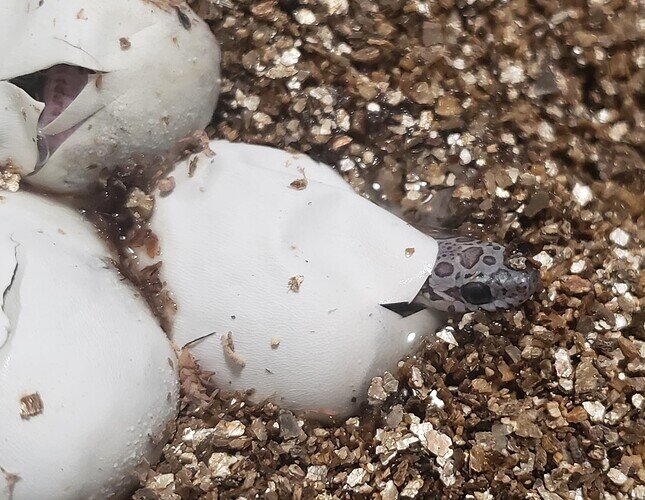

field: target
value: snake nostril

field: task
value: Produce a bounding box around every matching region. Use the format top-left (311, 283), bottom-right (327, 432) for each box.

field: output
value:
top-left (526, 267), bottom-right (543, 295)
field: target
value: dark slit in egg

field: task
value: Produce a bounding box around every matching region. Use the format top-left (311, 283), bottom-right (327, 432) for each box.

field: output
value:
top-left (10, 64), bottom-right (94, 166)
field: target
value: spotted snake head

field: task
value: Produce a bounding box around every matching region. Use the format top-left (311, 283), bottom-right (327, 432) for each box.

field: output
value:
top-left (419, 236), bottom-right (541, 313)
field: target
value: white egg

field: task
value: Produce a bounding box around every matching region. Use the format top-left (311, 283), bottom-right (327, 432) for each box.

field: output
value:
top-left (0, 0), bottom-right (220, 194)
top-left (0, 192), bottom-right (179, 499)
top-left (141, 141), bottom-right (442, 417)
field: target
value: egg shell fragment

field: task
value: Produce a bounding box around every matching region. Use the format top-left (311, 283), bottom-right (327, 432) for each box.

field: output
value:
top-left (0, 192), bottom-right (179, 500)
top-left (0, 82), bottom-right (43, 173)
top-left (143, 141), bottom-right (442, 417)
top-left (0, 0), bottom-right (220, 193)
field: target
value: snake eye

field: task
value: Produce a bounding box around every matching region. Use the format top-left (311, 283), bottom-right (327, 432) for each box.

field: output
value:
top-left (460, 282), bottom-right (493, 305)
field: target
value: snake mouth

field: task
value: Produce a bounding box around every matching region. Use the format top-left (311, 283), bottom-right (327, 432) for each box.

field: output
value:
top-left (10, 64), bottom-right (93, 169)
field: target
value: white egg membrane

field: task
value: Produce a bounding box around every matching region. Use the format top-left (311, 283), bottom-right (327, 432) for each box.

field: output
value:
top-left (0, 192), bottom-right (178, 500)
top-left (144, 141), bottom-right (443, 417)
top-left (0, 0), bottom-right (220, 193)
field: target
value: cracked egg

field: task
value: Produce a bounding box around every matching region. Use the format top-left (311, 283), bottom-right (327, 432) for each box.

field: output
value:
top-left (136, 141), bottom-right (442, 418)
top-left (0, 192), bottom-right (179, 499)
top-left (0, 0), bottom-right (220, 194)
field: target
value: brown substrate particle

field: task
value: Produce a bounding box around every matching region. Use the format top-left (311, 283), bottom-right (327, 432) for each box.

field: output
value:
top-left (133, 0), bottom-right (644, 498)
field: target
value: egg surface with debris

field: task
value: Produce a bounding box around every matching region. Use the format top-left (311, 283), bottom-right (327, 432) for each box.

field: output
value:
top-left (139, 141), bottom-right (443, 417)
top-left (0, 82), bottom-right (43, 175)
top-left (0, 0), bottom-right (220, 194)
top-left (0, 192), bottom-right (178, 499)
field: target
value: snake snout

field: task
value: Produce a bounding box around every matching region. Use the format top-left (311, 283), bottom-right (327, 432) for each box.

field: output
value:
top-left (525, 264), bottom-right (543, 299)
top-left (510, 263), bottom-right (542, 306)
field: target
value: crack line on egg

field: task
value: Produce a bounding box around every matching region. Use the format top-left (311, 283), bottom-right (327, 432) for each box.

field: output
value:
top-left (0, 465), bottom-right (20, 500)
top-left (51, 37), bottom-right (102, 67)
top-left (1, 237), bottom-right (22, 351)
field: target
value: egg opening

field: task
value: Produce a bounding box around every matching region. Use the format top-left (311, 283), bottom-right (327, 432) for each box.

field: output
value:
top-left (11, 64), bottom-right (93, 167)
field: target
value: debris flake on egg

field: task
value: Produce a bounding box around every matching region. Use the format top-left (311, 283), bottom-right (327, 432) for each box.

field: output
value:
top-left (0, 0), bottom-right (220, 194)
top-left (0, 192), bottom-right (179, 499)
top-left (142, 141), bottom-right (443, 417)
